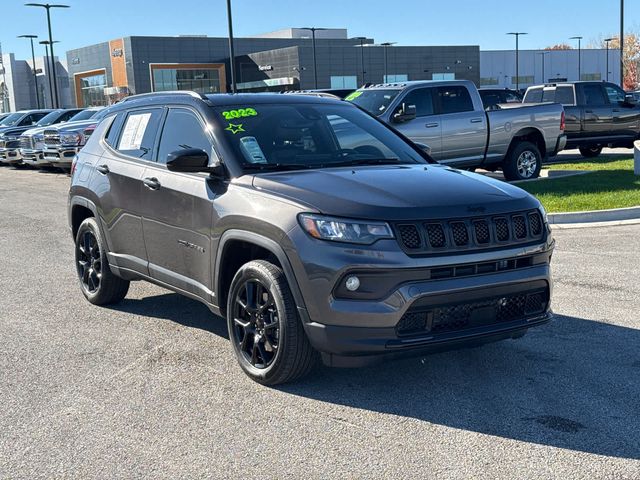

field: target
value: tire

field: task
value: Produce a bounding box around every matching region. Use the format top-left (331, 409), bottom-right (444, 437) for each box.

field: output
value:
top-left (227, 260), bottom-right (317, 385)
top-left (75, 217), bottom-right (129, 305)
top-left (503, 141), bottom-right (542, 181)
top-left (578, 146), bottom-right (603, 158)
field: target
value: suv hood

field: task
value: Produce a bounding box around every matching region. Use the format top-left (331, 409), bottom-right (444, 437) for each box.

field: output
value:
top-left (0, 125), bottom-right (33, 137)
top-left (48, 119), bottom-right (96, 133)
top-left (252, 164), bottom-right (539, 220)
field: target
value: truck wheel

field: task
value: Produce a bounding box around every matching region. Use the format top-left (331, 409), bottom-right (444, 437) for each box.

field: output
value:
top-left (579, 146), bottom-right (603, 158)
top-left (503, 141), bottom-right (542, 181)
top-left (227, 260), bottom-right (317, 385)
top-left (75, 217), bottom-right (129, 305)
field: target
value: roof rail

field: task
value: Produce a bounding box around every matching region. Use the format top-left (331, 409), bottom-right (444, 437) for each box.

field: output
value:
top-left (120, 90), bottom-right (208, 102)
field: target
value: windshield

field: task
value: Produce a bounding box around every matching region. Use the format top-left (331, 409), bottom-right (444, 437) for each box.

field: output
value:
top-left (214, 103), bottom-right (426, 172)
top-left (35, 110), bottom-right (64, 127)
top-left (69, 109), bottom-right (99, 122)
top-left (0, 112), bottom-right (24, 126)
top-left (346, 89), bottom-right (401, 116)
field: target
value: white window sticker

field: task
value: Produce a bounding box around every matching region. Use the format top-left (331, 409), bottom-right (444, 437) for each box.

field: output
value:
top-left (118, 113), bottom-right (152, 150)
top-left (239, 136), bottom-right (267, 164)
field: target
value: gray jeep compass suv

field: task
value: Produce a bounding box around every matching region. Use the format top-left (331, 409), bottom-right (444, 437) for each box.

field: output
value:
top-left (68, 91), bottom-right (554, 385)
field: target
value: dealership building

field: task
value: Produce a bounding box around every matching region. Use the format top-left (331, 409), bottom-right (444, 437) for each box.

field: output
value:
top-left (64, 28), bottom-right (479, 107)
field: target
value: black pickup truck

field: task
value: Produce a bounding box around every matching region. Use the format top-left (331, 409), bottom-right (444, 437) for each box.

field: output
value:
top-left (523, 81), bottom-right (640, 157)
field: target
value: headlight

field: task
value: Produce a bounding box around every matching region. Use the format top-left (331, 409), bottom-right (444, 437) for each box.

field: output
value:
top-left (538, 204), bottom-right (548, 224)
top-left (60, 132), bottom-right (81, 145)
top-left (299, 213), bottom-right (394, 245)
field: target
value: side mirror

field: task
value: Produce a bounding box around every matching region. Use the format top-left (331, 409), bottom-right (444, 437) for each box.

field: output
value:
top-left (414, 142), bottom-right (432, 156)
top-left (624, 94), bottom-right (637, 106)
top-left (166, 148), bottom-right (211, 173)
top-left (392, 103), bottom-right (417, 123)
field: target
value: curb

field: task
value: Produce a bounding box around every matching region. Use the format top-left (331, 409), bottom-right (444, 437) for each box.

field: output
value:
top-left (548, 205), bottom-right (640, 225)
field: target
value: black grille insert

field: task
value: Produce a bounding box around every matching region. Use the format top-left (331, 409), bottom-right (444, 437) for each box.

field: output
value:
top-left (474, 220), bottom-right (491, 244)
top-left (450, 222), bottom-right (469, 246)
top-left (529, 212), bottom-right (543, 236)
top-left (425, 223), bottom-right (446, 248)
top-left (495, 217), bottom-right (509, 241)
top-left (513, 215), bottom-right (527, 239)
top-left (398, 225), bottom-right (421, 249)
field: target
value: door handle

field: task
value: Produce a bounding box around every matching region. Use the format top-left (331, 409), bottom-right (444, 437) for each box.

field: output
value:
top-left (425, 122), bottom-right (439, 128)
top-left (96, 164), bottom-right (109, 175)
top-left (613, 109), bottom-right (621, 112)
top-left (142, 177), bottom-right (161, 190)
top-left (470, 118), bottom-right (484, 123)
top-left (585, 109), bottom-right (594, 113)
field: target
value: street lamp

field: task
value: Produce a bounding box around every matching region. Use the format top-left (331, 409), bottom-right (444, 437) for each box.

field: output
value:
top-left (604, 37), bottom-right (614, 82)
top-left (620, 0), bottom-right (625, 88)
top-left (537, 51), bottom-right (550, 83)
top-left (380, 42), bottom-right (397, 82)
top-left (352, 37), bottom-right (367, 86)
top-left (292, 66), bottom-right (305, 88)
top-left (39, 40), bottom-right (58, 109)
top-left (225, 0), bottom-right (236, 93)
top-left (507, 32), bottom-right (527, 91)
top-left (25, 3), bottom-right (69, 108)
top-left (570, 36), bottom-right (583, 80)
top-left (299, 27), bottom-right (327, 89)
top-left (18, 35), bottom-right (40, 109)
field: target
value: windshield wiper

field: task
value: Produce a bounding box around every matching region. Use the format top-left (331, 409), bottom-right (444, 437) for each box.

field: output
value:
top-left (243, 163), bottom-right (313, 172)
top-left (330, 158), bottom-right (405, 167)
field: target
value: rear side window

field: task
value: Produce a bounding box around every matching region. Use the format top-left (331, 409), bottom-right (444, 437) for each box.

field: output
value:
top-left (437, 86), bottom-right (474, 114)
top-left (157, 109), bottom-right (212, 165)
top-left (554, 86), bottom-right (575, 105)
top-left (116, 108), bottom-right (163, 160)
top-left (582, 85), bottom-right (607, 106)
top-left (105, 113), bottom-right (126, 147)
top-left (524, 88), bottom-right (543, 103)
top-left (401, 88), bottom-right (435, 117)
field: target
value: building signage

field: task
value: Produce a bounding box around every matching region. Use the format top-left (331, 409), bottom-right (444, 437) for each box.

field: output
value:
top-left (71, 57), bottom-right (80, 65)
top-left (111, 48), bottom-right (124, 57)
top-left (258, 65), bottom-right (273, 71)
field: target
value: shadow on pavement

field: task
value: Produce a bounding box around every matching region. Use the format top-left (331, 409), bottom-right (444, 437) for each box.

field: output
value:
top-left (279, 314), bottom-right (640, 460)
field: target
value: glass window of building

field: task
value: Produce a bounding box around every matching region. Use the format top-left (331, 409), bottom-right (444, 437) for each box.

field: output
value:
top-left (432, 73), bottom-right (455, 81)
top-left (383, 74), bottom-right (408, 83)
top-left (330, 76), bottom-right (358, 89)
top-left (152, 66), bottom-right (222, 94)
top-left (79, 72), bottom-right (108, 107)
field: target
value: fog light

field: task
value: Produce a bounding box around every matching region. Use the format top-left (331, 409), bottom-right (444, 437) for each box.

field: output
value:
top-left (345, 276), bottom-right (360, 292)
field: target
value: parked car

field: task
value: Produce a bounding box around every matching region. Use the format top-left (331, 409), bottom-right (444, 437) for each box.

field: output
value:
top-left (284, 88), bottom-right (356, 99)
top-left (69, 91), bottom-right (554, 385)
top-left (42, 107), bottom-right (112, 171)
top-left (347, 80), bottom-right (566, 180)
top-left (523, 81), bottom-right (640, 157)
top-left (0, 109), bottom-right (84, 166)
top-left (0, 109), bottom-right (53, 163)
top-left (0, 113), bottom-right (12, 123)
top-left (21, 108), bottom-right (103, 168)
top-left (479, 88), bottom-right (523, 110)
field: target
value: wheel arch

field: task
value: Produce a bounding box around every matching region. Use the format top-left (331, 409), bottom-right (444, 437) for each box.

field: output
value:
top-left (214, 230), bottom-right (308, 320)
top-left (507, 127), bottom-right (546, 159)
top-left (69, 196), bottom-right (98, 238)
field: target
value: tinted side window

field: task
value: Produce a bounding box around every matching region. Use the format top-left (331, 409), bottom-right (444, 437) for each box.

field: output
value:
top-left (157, 109), bottom-right (212, 165)
top-left (401, 88), bottom-right (434, 116)
top-left (524, 88), bottom-right (543, 103)
top-left (554, 86), bottom-right (575, 105)
top-left (59, 110), bottom-right (80, 122)
top-left (21, 113), bottom-right (46, 126)
top-left (582, 85), bottom-right (607, 106)
top-left (605, 84), bottom-right (625, 104)
top-left (437, 86), bottom-right (474, 114)
top-left (116, 108), bottom-right (163, 160)
top-left (105, 113), bottom-right (126, 147)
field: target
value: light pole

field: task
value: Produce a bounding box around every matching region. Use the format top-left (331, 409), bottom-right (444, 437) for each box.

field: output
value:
top-left (299, 27), bottom-right (327, 89)
top-left (39, 40), bottom-right (56, 109)
top-left (620, 0), bottom-right (625, 88)
top-left (352, 37), bottom-right (367, 86)
top-left (570, 36), bottom-right (583, 80)
top-left (225, 0), bottom-right (236, 93)
top-left (292, 66), bottom-right (305, 88)
top-left (604, 37), bottom-right (614, 82)
top-left (537, 51), bottom-right (549, 83)
top-left (380, 42), bottom-right (396, 82)
top-left (18, 35), bottom-right (40, 109)
top-left (25, 3), bottom-right (69, 108)
top-left (507, 32), bottom-right (527, 91)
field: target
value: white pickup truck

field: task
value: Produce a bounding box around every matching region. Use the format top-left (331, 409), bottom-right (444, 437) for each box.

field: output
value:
top-left (347, 80), bottom-right (567, 180)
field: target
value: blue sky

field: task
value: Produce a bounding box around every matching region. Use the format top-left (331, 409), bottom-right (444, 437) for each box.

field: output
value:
top-left (1, 0), bottom-right (637, 61)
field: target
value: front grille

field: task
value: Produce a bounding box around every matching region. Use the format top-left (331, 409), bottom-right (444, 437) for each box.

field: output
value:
top-left (396, 289), bottom-right (548, 337)
top-left (44, 130), bottom-right (60, 146)
top-left (394, 209), bottom-right (545, 254)
top-left (398, 225), bottom-right (421, 249)
top-left (19, 135), bottom-right (33, 149)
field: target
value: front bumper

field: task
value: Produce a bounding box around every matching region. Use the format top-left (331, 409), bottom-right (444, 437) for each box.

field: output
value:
top-left (20, 148), bottom-right (49, 166)
top-left (0, 147), bottom-right (22, 164)
top-left (44, 145), bottom-right (80, 166)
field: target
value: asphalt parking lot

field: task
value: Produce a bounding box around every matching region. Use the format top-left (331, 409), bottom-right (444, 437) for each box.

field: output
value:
top-left (1, 165), bottom-right (639, 479)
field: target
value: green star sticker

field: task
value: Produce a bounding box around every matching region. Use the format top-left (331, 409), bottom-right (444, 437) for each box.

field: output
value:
top-left (225, 123), bottom-right (245, 134)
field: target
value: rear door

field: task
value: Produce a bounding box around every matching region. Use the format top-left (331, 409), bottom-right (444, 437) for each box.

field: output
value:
top-left (391, 87), bottom-right (442, 157)
top-left (98, 108), bottom-right (164, 275)
top-left (139, 107), bottom-right (216, 303)
top-left (577, 83), bottom-right (612, 139)
top-left (436, 85), bottom-right (487, 165)
top-left (604, 83), bottom-right (640, 140)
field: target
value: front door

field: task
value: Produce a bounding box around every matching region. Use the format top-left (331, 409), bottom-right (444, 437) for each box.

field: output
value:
top-left (604, 83), bottom-right (640, 141)
top-left (579, 83), bottom-right (612, 139)
top-left (140, 107), bottom-right (216, 303)
top-left (392, 87), bottom-right (442, 158)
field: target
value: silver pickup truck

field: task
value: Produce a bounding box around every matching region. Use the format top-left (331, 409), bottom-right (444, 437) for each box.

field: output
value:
top-left (347, 80), bottom-right (566, 180)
